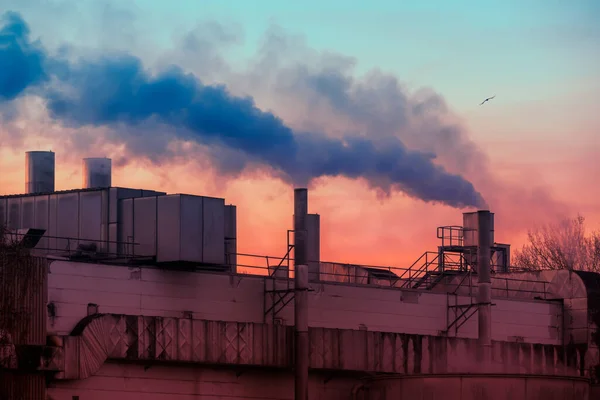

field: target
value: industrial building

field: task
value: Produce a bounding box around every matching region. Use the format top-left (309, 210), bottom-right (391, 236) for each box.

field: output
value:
top-left (0, 150), bottom-right (599, 399)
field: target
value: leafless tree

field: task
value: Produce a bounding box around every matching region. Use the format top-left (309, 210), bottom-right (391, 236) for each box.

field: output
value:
top-left (514, 215), bottom-right (600, 272)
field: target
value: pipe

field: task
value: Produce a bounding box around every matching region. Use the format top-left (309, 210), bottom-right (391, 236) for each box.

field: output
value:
top-left (476, 210), bottom-right (492, 361)
top-left (306, 214), bottom-right (320, 281)
top-left (294, 264), bottom-right (309, 400)
top-left (294, 188), bottom-right (309, 400)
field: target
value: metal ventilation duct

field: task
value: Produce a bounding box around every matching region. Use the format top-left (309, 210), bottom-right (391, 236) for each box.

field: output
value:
top-left (82, 158), bottom-right (112, 188)
top-left (25, 151), bottom-right (55, 194)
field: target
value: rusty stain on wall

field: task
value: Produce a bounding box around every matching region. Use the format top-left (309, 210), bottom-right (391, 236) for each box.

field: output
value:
top-left (47, 314), bottom-right (587, 382)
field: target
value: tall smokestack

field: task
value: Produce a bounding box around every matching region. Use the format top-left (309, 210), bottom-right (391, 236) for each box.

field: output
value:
top-left (82, 158), bottom-right (112, 188)
top-left (293, 188), bottom-right (309, 400)
top-left (25, 151), bottom-right (55, 194)
top-left (477, 210), bottom-right (492, 362)
top-left (294, 188), bottom-right (308, 266)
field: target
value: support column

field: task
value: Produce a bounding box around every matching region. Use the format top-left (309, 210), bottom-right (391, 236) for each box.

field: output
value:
top-left (477, 210), bottom-right (492, 362)
top-left (294, 264), bottom-right (309, 400)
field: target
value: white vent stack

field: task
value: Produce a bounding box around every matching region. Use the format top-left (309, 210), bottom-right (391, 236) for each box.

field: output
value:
top-left (25, 151), bottom-right (56, 194)
top-left (82, 158), bottom-right (112, 188)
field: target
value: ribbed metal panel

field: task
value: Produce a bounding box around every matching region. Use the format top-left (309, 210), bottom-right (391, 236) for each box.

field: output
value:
top-left (0, 256), bottom-right (47, 345)
top-left (0, 253), bottom-right (47, 400)
top-left (0, 373), bottom-right (45, 400)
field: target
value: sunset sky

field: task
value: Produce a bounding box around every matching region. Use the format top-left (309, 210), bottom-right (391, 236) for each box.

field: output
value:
top-left (0, 0), bottom-right (598, 269)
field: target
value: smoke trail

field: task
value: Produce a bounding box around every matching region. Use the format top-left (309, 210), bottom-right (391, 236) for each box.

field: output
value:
top-left (0, 12), bottom-right (46, 101)
top-left (0, 12), bottom-right (486, 208)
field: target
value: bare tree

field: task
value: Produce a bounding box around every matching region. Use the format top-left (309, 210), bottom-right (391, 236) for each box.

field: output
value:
top-left (514, 215), bottom-right (600, 272)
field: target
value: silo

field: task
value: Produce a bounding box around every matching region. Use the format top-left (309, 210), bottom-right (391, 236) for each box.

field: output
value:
top-left (25, 151), bottom-right (56, 194)
top-left (82, 158), bottom-right (112, 188)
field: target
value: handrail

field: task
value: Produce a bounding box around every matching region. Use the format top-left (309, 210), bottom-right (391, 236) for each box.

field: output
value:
top-left (399, 252), bottom-right (439, 289)
top-left (229, 252), bottom-right (550, 298)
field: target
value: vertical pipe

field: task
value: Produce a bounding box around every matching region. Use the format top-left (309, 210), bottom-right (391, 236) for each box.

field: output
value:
top-left (477, 210), bottom-right (492, 360)
top-left (306, 214), bottom-right (320, 281)
top-left (293, 188), bottom-right (308, 400)
top-left (224, 205), bottom-right (237, 273)
top-left (295, 264), bottom-right (309, 400)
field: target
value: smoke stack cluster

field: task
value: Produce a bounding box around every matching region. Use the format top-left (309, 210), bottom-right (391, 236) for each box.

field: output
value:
top-left (24, 152), bottom-right (113, 193)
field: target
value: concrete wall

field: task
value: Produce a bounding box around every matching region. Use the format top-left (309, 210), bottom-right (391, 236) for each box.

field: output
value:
top-left (48, 363), bottom-right (358, 400)
top-left (47, 261), bottom-right (562, 345)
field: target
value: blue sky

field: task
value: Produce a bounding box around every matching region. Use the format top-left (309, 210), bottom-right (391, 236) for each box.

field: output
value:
top-left (7, 0), bottom-right (598, 113)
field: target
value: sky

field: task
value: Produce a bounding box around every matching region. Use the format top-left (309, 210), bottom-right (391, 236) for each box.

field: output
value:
top-left (0, 0), bottom-right (598, 269)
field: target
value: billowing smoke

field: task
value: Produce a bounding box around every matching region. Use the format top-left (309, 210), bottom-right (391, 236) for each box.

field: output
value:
top-left (0, 12), bottom-right (486, 208)
top-left (0, 11), bottom-right (46, 101)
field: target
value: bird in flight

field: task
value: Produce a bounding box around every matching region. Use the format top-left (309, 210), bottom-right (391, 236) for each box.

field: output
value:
top-left (480, 95), bottom-right (496, 105)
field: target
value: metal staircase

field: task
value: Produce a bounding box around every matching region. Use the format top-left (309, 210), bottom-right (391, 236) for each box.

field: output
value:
top-left (398, 223), bottom-right (499, 336)
top-left (262, 230), bottom-right (294, 323)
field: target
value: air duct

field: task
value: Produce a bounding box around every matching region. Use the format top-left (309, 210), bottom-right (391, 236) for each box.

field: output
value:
top-left (25, 151), bottom-right (55, 194)
top-left (82, 158), bottom-right (112, 188)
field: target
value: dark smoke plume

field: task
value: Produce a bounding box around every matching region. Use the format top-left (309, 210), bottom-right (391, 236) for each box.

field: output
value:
top-left (0, 12), bottom-right (46, 101)
top-left (0, 12), bottom-right (486, 208)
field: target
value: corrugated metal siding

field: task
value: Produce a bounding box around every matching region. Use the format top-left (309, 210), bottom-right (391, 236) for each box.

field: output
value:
top-left (0, 372), bottom-right (45, 400)
top-left (1, 255), bottom-right (47, 344)
top-left (0, 253), bottom-right (47, 400)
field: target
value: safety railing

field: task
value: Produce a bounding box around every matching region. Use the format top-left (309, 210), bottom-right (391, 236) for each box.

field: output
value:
top-left (1, 231), bottom-right (144, 261)
top-left (229, 252), bottom-right (550, 299)
top-left (436, 225), bottom-right (465, 247)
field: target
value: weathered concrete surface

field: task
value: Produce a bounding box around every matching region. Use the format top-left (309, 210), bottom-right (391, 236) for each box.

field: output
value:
top-left (48, 362), bottom-right (361, 400)
top-left (360, 374), bottom-right (590, 400)
top-left (48, 314), bottom-right (585, 381)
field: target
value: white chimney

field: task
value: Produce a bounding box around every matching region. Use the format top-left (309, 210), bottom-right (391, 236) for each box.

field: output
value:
top-left (25, 151), bottom-right (55, 194)
top-left (82, 158), bottom-right (112, 188)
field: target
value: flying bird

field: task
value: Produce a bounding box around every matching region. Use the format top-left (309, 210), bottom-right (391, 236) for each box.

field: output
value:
top-left (480, 95), bottom-right (496, 105)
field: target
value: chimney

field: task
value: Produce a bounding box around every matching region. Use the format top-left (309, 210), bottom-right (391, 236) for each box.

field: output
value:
top-left (294, 188), bottom-right (308, 268)
top-left (82, 158), bottom-right (112, 188)
top-left (476, 210), bottom-right (493, 363)
top-left (25, 151), bottom-right (55, 194)
top-left (293, 187), bottom-right (310, 400)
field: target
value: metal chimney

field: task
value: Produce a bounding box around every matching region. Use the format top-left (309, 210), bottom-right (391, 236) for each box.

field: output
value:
top-left (476, 210), bottom-right (492, 363)
top-left (294, 188), bottom-right (308, 266)
top-left (25, 151), bottom-right (55, 194)
top-left (293, 188), bottom-right (309, 400)
top-left (82, 158), bottom-right (112, 188)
